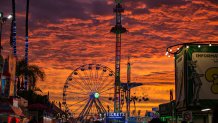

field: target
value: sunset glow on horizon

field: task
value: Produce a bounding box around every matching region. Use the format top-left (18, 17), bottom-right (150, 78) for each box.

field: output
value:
top-left (1, 0), bottom-right (218, 115)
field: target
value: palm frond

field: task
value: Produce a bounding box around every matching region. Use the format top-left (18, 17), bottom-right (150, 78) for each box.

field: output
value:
top-left (16, 58), bottom-right (46, 89)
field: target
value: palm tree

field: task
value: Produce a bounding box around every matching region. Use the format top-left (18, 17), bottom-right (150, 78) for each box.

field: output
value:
top-left (16, 59), bottom-right (45, 90)
top-left (24, 0), bottom-right (30, 90)
top-left (11, 0), bottom-right (17, 56)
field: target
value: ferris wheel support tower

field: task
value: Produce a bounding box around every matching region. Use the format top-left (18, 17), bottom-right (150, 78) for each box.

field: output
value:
top-left (110, 0), bottom-right (127, 112)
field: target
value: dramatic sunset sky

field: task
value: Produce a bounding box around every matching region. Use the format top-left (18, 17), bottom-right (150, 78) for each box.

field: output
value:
top-left (1, 0), bottom-right (218, 115)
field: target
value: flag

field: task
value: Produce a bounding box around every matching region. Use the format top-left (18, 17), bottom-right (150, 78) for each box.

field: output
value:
top-left (9, 53), bottom-right (16, 96)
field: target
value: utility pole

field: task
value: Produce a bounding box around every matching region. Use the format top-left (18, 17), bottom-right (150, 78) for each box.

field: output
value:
top-left (111, 0), bottom-right (127, 113)
top-left (126, 56), bottom-right (131, 117)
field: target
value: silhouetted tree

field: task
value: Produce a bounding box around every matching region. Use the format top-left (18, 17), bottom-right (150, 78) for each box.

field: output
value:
top-left (16, 59), bottom-right (45, 90)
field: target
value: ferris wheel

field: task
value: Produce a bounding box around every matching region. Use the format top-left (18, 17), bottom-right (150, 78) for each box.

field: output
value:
top-left (62, 64), bottom-right (114, 122)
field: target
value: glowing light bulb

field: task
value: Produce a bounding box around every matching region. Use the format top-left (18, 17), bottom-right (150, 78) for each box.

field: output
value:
top-left (198, 45), bottom-right (201, 48)
top-left (186, 46), bottom-right (189, 48)
top-left (94, 92), bottom-right (100, 98)
top-left (7, 14), bottom-right (13, 19)
top-left (165, 52), bottom-right (168, 56)
top-left (209, 43), bottom-right (212, 46)
top-left (177, 48), bottom-right (179, 50)
top-left (170, 49), bottom-right (172, 52)
top-left (201, 108), bottom-right (211, 112)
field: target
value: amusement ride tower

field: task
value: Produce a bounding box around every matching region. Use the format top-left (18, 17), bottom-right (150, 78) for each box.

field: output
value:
top-left (110, 0), bottom-right (127, 112)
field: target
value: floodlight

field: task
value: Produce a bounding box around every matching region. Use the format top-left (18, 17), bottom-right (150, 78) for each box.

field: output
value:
top-left (201, 108), bottom-right (211, 112)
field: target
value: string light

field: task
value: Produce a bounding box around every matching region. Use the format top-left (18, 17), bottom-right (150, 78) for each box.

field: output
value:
top-left (165, 41), bottom-right (218, 58)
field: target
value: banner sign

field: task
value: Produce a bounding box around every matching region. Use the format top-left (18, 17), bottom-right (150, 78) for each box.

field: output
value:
top-left (175, 44), bottom-right (218, 109)
top-left (187, 45), bottom-right (218, 106)
top-left (9, 53), bottom-right (16, 96)
top-left (105, 112), bottom-right (125, 123)
top-left (192, 53), bottom-right (218, 98)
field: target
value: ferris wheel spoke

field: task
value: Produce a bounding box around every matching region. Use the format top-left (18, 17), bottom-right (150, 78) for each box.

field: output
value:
top-left (72, 102), bottom-right (88, 115)
top-left (99, 87), bottom-right (114, 95)
top-left (90, 68), bottom-right (98, 92)
top-left (75, 74), bottom-right (91, 91)
top-left (69, 77), bottom-right (88, 91)
top-left (100, 92), bottom-right (114, 96)
top-left (100, 95), bottom-right (113, 98)
top-left (96, 69), bottom-right (106, 90)
top-left (83, 70), bottom-right (94, 92)
top-left (98, 79), bottom-right (114, 93)
top-left (78, 72), bottom-right (91, 90)
top-left (68, 98), bottom-right (89, 107)
top-left (72, 75), bottom-right (91, 92)
top-left (97, 75), bottom-right (111, 91)
top-left (67, 82), bottom-right (87, 93)
top-left (94, 67), bottom-right (99, 92)
top-left (89, 69), bottom-right (96, 92)
top-left (77, 71), bottom-right (93, 92)
top-left (65, 91), bottom-right (88, 96)
top-left (67, 97), bottom-right (88, 102)
top-left (67, 82), bottom-right (86, 91)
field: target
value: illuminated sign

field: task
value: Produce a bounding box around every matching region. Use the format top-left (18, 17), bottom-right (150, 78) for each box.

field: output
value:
top-left (105, 112), bottom-right (125, 118)
top-left (105, 112), bottom-right (125, 123)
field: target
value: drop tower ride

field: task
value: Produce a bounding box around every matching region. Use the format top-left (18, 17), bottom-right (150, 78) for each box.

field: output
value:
top-left (110, 0), bottom-right (127, 113)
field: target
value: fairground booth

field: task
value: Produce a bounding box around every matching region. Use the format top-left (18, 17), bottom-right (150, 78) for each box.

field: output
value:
top-left (160, 42), bottom-right (218, 123)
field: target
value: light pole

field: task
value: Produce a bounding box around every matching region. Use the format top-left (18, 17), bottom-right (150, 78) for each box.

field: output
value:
top-left (0, 12), bottom-right (12, 54)
top-left (0, 12), bottom-right (12, 72)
